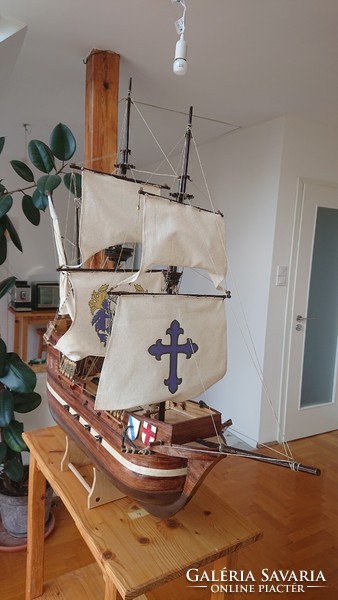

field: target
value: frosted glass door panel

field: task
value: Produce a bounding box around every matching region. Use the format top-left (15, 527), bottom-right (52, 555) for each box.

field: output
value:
top-left (300, 207), bottom-right (338, 408)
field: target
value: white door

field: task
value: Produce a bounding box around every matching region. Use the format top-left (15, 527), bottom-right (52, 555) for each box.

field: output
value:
top-left (284, 179), bottom-right (338, 440)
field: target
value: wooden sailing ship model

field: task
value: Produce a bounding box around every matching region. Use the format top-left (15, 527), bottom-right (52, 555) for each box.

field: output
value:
top-left (45, 87), bottom-right (320, 517)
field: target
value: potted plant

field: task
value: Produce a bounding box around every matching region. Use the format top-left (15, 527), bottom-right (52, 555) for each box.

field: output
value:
top-left (0, 329), bottom-right (49, 537)
top-left (0, 124), bottom-right (79, 537)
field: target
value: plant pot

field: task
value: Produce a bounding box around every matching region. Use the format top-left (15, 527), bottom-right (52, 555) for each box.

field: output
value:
top-left (0, 486), bottom-right (53, 538)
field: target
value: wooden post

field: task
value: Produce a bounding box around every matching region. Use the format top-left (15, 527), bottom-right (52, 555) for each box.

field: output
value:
top-left (84, 49), bottom-right (120, 267)
top-left (25, 455), bottom-right (47, 600)
top-left (85, 49), bottom-right (120, 173)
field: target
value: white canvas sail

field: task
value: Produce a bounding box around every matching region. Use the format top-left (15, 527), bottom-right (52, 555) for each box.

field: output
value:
top-left (140, 194), bottom-right (227, 289)
top-left (117, 194), bottom-right (227, 290)
top-left (48, 196), bottom-right (67, 267)
top-left (58, 271), bottom-right (75, 319)
top-left (55, 271), bottom-right (164, 361)
top-left (95, 294), bottom-right (227, 410)
top-left (79, 170), bottom-right (159, 264)
top-left (48, 197), bottom-right (74, 318)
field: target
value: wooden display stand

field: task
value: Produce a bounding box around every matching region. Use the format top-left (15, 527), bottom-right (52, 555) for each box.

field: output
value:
top-left (8, 307), bottom-right (56, 362)
top-left (24, 426), bottom-right (263, 600)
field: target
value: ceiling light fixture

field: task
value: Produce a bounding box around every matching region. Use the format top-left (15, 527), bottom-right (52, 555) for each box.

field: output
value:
top-left (172, 0), bottom-right (188, 76)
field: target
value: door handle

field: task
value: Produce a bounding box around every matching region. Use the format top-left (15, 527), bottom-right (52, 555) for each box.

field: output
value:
top-left (296, 315), bottom-right (315, 322)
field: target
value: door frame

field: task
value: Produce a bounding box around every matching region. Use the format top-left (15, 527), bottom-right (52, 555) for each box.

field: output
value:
top-left (280, 177), bottom-right (338, 440)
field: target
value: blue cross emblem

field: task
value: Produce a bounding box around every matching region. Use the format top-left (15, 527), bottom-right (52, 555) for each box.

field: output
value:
top-left (148, 320), bottom-right (199, 394)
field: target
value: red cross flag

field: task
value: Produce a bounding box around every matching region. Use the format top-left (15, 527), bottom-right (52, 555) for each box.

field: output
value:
top-left (141, 421), bottom-right (157, 445)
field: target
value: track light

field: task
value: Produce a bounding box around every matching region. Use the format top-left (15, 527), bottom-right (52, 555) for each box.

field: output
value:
top-left (172, 0), bottom-right (188, 76)
top-left (173, 34), bottom-right (187, 75)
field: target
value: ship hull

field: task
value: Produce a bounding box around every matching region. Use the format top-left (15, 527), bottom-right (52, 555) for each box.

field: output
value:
top-left (46, 344), bottom-right (225, 517)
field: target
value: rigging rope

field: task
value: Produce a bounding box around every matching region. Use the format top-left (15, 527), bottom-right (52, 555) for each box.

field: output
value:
top-left (50, 93), bottom-right (295, 464)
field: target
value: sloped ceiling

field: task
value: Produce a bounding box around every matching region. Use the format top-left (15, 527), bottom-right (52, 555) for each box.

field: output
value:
top-left (1, 0), bottom-right (338, 166)
top-left (0, 16), bottom-right (27, 101)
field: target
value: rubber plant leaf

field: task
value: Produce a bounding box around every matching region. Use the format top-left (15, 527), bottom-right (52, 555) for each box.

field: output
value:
top-left (0, 352), bottom-right (36, 393)
top-left (37, 174), bottom-right (61, 194)
top-left (22, 194), bottom-right (40, 226)
top-left (10, 160), bottom-right (35, 182)
top-left (0, 136), bottom-right (5, 155)
top-left (50, 123), bottom-right (76, 161)
top-left (28, 139), bottom-right (55, 173)
top-left (12, 391), bottom-right (42, 413)
top-left (0, 193), bottom-right (13, 218)
top-left (0, 441), bottom-right (7, 463)
top-left (0, 217), bottom-right (6, 238)
top-left (4, 456), bottom-right (25, 482)
top-left (0, 276), bottom-right (16, 299)
top-left (64, 172), bottom-right (82, 197)
top-left (3, 420), bottom-right (27, 453)
top-left (32, 187), bottom-right (48, 211)
top-left (4, 215), bottom-right (23, 252)
top-left (0, 388), bottom-right (14, 427)
top-left (0, 234), bottom-right (7, 265)
top-left (0, 337), bottom-right (7, 376)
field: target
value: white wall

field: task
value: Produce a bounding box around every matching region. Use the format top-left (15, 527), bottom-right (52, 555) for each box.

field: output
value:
top-left (260, 117), bottom-right (338, 442)
top-left (194, 115), bottom-right (338, 446)
top-left (185, 118), bottom-right (285, 445)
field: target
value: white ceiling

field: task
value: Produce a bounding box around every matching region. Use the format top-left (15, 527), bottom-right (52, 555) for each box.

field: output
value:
top-left (1, 0), bottom-right (338, 166)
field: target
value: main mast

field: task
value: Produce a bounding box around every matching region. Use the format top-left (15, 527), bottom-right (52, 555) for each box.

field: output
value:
top-left (115, 78), bottom-right (134, 176)
top-left (105, 78), bottom-right (135, 267)
top-left (159, 107), bottom-right (194, 422)
top-left (165, 106), bottom-right (194, 295)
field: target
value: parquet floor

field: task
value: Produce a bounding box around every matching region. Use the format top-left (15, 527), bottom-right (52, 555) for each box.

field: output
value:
top-left (1, 430), bottom-right (337, 599)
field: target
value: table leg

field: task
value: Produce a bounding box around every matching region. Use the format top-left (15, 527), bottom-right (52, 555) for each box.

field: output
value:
top-left (21, 318), bottom-right (28, 362)
top-left (13, 315), bottom-right (20, 355)
top-left (25, 454), bottom-right (47, 600)
top-left (210, 553), bottom-right (239, 599)
top-left (103, 573), bottom-right (123, 600)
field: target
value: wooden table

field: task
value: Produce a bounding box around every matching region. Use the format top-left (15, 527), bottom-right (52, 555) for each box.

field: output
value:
top-left (24, 426), bottom-right (263, 600)
top-left (8, 307), bottom-right (55, 362)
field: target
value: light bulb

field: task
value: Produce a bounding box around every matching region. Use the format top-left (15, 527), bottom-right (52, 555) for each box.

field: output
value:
top-left (173, 35), bottom-right (187, 75)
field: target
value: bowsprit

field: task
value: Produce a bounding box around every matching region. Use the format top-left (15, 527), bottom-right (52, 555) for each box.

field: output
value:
top-left (148, 319), bottom-right (199, 394)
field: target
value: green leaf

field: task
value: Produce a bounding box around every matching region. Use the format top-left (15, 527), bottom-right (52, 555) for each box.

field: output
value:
top-left (12, 391), bottom-right (41, 413)
top-left (0, 337), bottom-right (7, 376)
top-left (10, 160), bottom-right (35, 182)
top-left (32, 188), bottom-right (48, 211)
top-left (0, 441), bottom-right (7, 463)
top-left (4, 457), bottom-right (25, 482)
top-left (0, 234), bottom-right (7, 265)
top-left (4, 215), bottom-right (23, 252)
top-left (0, 388), bottom-right (14, 426)
top-left (28, 140), bottom-right (55, 173)
top-left (0, 217), bottom-right (6, 237)
top-left (22, 194), bottom-right (40, 226)
top-left (37, 174), bottom-right (61, 194)
top-left (50, 123), bottom-right (76, 161)
top-left (0, 137), bottom-right (5, 154)
top-left (64, 172), bottom-right (82, 197)
top-left (3, 420), bottom-right (27, 453)
top-left (0, 353), bottom-right (36, 393)
top-left (0, 276), bottom-right (16, 299)
top-left (0, 194), bottom-right (13, 218)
